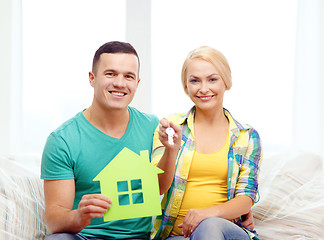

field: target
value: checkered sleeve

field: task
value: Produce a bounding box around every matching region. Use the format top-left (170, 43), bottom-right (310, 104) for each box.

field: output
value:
top-left (235, 128), bottom-right (263, 203)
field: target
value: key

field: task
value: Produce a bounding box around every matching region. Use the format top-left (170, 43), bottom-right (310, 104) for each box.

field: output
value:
top-left (166, 127), bottom-right (175, 145)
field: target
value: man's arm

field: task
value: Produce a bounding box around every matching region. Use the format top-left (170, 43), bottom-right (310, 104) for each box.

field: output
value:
top-left (44, 179), bottom-right (111, 234)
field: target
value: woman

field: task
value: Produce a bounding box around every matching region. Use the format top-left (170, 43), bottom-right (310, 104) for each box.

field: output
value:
top-left (152, 46), bottom-right (262, 240)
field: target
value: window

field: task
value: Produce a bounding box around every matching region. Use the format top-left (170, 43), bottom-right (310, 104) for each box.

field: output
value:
top-left (151, 0), bottom-right (297, 152)
top-left (22, 0), bottom-right (126, 153)
top-left (117, 179), bottom-right (144, 206)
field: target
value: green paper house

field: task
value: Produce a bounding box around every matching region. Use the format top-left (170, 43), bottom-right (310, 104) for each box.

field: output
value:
top-left (93, 147), bottom-right (164, 221)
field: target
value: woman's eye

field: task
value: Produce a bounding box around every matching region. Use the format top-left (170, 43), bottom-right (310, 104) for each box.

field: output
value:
top-left (189, 79), bottom-right (199, 83)
top-left (210, 78), bottom-right (218, 82)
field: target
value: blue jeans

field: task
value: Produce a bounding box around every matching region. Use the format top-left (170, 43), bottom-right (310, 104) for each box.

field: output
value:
top-left (45, 234), bottom-right (94, 240)
top-left (45, 233), bottom-right (147, 240)
top-left (164, 217), bottom-right (250, 240)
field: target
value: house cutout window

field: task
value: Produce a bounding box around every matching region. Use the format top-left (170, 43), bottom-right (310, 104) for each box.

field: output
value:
top-left (117, 179), bottom-right (144, 206)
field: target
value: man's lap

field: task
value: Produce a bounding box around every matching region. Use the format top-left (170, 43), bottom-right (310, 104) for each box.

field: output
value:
top-left (45, 233), bottom-right (146, 240)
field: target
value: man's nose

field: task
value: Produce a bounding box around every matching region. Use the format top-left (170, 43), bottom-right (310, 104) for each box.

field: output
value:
top-left (113, 75), bottom-right (126, 87)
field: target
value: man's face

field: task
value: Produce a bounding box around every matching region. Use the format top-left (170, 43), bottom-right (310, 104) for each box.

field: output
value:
top-left (89, 53), bottom-right (140, 112)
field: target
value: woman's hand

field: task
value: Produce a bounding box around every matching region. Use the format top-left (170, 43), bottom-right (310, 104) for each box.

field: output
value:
top-left (178, 196), bottom-right (253, 238)
top-left (241, 210), bottom-right (255, 230)
top-left (178, 208), bottom-right (211, 238)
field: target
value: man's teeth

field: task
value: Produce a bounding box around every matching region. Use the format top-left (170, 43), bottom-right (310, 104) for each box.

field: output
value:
top-left (111, 92), bottom-right (124, 96)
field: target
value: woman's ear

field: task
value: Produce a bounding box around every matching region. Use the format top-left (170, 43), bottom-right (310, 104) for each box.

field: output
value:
top-left (184, 85), bottom-right (189, 95)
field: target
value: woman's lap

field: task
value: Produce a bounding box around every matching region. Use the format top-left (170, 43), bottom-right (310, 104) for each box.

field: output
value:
top-left (164, 217), bottom-right (250, 240)
top-left (164, 236), bottom-right (187, 240)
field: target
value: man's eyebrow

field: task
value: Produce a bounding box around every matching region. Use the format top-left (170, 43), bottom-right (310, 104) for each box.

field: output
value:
top-left (103, 69), bottom-right (117, 73)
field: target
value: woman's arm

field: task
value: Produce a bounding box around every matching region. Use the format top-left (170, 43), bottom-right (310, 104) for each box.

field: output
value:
top-left (180, 128), bottom-right (262, 237)
top-left (179, 195), bottom-right (253, 238)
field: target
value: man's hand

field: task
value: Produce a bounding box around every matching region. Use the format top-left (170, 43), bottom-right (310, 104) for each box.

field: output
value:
top-left (44, 179), bottom-right (111, 234)
top-left (158, 119), bottom-right (182, 150)
top-left (75, 194), bottom-right (112, 228)
top-left (156, 118), bottom-right (182, 194)
top-left (241, 210), bottom-right (255, 230)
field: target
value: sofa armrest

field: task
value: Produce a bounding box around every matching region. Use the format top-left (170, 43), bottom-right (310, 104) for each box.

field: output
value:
top-left (0, 159), bottom-right (47, 239)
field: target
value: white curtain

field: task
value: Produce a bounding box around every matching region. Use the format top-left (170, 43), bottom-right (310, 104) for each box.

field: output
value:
top-left (293, 0), bottom-right (324, 156)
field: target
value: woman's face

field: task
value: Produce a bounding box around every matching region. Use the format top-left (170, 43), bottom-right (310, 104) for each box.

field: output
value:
top-left (185, 59), bottom-right (226, 112)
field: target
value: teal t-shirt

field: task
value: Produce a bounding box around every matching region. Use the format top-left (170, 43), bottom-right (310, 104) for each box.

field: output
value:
top-left (41, 107), bottom-right (159, 239)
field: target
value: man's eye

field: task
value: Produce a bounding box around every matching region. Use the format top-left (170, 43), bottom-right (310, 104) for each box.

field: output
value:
top-left (126, 75), bottom-right (135, 80)
top-left (106, 72), bottom-right (115, 77)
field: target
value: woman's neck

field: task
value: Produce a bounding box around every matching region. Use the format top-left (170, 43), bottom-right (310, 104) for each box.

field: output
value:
top-left (193, 106), bottom-right (229, 153)
top-left (194, 107), bottom-right (227, 126)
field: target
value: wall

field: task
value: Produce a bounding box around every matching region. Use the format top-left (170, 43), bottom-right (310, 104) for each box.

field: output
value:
top-left (0, 0), bottom-right (323, 157)
top-left (0, 0), bottom-right (22, 154)
top-left (293, 0), bottom-right (324, 156)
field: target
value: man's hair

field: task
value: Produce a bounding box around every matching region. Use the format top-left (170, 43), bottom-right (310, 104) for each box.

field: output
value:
top-left (92, 41), bottom-right (140, 73)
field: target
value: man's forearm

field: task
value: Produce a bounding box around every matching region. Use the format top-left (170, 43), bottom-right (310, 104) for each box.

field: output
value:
top-left (157, 147), bottom-right (178, 194)
top-left (44, 206), bottom-right (83, 234)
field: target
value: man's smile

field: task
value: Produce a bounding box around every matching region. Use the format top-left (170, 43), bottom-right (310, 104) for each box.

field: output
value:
top-left (109, 91), bottom-right (127, 96)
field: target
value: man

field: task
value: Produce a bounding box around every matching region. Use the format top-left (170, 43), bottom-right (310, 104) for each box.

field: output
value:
top-left (41, 41), bottom-right (181, 240)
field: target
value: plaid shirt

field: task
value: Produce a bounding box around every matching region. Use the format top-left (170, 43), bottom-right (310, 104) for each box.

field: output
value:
top-left (151, 107), bottom-right (262, 240)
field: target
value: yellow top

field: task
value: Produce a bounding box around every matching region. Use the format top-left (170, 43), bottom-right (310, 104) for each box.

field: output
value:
top-left (171, 133), bottom-right (230, 236)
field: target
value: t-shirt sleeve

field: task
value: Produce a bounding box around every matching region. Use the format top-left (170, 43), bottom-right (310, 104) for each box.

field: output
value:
top-left (41, 132), bottom-right (75, 180)
top-left (149, 114), bottom-right (160, 163)
top-left (150, 114), bottom-right (160, 132)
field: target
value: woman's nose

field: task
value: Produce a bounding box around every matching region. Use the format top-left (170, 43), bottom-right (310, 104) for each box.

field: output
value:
top-left (199, 81), bottom-right (209, 93)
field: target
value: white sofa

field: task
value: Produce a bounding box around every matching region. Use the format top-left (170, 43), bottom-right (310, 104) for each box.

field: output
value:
top-left (0, 154), bottom-right (47, 239)
top-left (253, 152), bottom-right (324, 239)
top-left (1, 152), bottom-right (324, 240)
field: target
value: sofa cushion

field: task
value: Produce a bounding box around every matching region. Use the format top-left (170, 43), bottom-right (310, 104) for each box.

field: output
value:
top-left (253, 152), bottom-right (324, 239)
top-left (0, 156), bottom-right (47, 239)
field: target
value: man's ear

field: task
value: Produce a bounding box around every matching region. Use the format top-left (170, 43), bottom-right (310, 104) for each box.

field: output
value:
top-left (136, 78), bottom-right (141, 87)
top-left (89, 72), bottom-right (95, 87)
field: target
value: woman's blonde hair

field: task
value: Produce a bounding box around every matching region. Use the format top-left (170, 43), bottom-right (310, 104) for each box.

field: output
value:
top-left (181, 46), bottom-right (232, 92)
